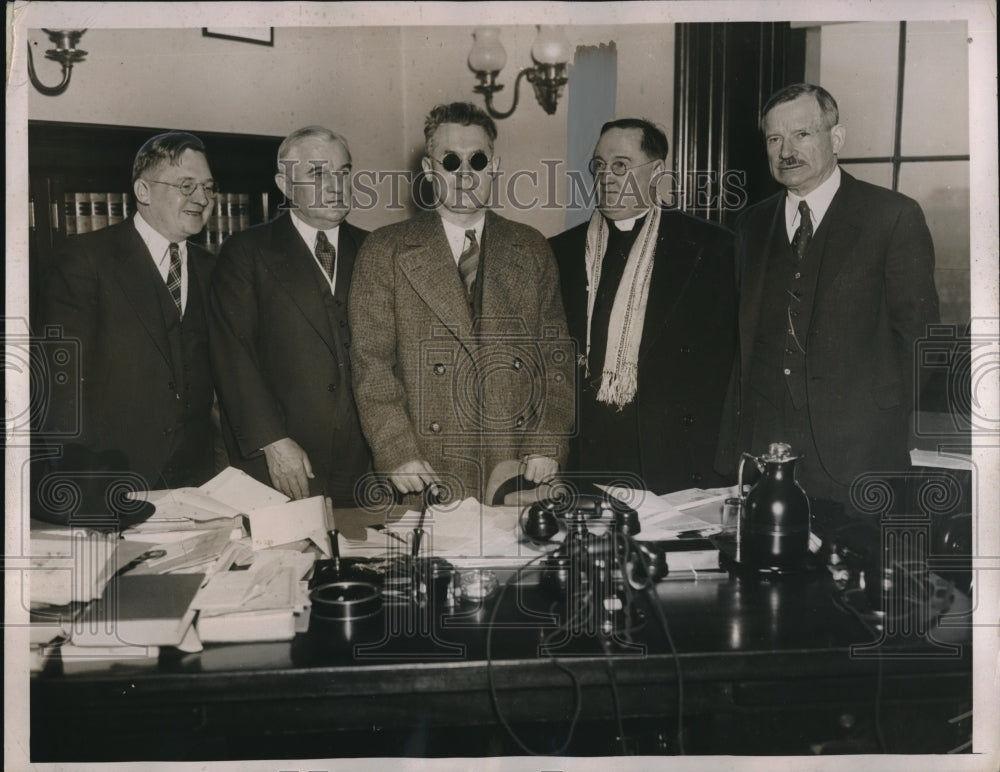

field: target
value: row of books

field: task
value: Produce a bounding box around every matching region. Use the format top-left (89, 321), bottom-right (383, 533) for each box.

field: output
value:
top-left (55, 191), bottom-right (262, 247)
top-left (61, 192), bottom-right (134, 235)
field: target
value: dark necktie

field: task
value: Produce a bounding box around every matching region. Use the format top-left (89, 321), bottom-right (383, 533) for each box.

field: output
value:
top-left (166, 242), bottom-right (183, 315)
top-left (791, 200), bottom-right (813, 260)
top-left (315, 231), bottom-right (337, 282)
top-left (458, 229), bottom-right (479, 295)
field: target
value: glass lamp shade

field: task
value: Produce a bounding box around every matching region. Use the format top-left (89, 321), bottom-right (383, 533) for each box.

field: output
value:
top-left (531, 26), bottom-right (571, 65)
top-left (469, 28), bottom-right (507, 73)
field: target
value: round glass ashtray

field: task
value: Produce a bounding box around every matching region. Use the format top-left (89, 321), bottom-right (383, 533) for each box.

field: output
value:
top-left (309, 581), bottom-right (382, 621)
top-left (457, 569), bottom-right (499, 602)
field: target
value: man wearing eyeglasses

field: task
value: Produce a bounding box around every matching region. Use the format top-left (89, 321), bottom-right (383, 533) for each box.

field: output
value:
top-left (40, 131), bottom-right (218, 492)
top-left (550, 118), bottom-right (737, 495)
top-left (350, 102), bottom-right (574, 504)
top-left (209, 126), bottom-right (371, 504)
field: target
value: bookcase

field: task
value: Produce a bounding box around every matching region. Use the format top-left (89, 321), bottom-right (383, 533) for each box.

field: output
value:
top-left (28, 121), bottom-right (284, 315)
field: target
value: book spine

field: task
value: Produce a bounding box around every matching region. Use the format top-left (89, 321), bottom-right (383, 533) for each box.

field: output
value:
top-left (208, 192), bottom-right (224, 249)
top-left (64, 192), bottom-right (77, 236)
top-left (107, 192), bottom-right (124, 226)
top-left (74, 192), bottom-right (93, 234)
top-left (237, 193), bottom-right (250, 232)
top-left (90, 192), bottom-right (109, 231)
top-left (221, 192), bottom-right (233, 241)
top-left (122, 193), bottom-right (133, 220)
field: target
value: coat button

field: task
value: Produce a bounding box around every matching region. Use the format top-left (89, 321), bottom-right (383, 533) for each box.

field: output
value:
top-left (433, 363), bottom-right (446, 375)
top-left (429, 422), bottom-right (441, 434)
top-left (513, 357), bottom-right (523, 371)
top-left (328, 383), bottom-right (336, 392)
top-left (515, 416), bottom-right (526, 427)
top-left (784, 368), bottom-right (792, 375)
top-left (168, 381), bottom-right (176, 391)
top-left (794, 272), bottom-right (802, 279)
top-left (340, 320), bottom-right (347, 327)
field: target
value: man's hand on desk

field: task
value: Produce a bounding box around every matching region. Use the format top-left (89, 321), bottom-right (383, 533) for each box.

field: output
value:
top-left (522, 454), bottom-right (558, 484)
top-left (388, 459), bottom-right (439, 495)
top-left (262, 437), bottom-right (315, 500)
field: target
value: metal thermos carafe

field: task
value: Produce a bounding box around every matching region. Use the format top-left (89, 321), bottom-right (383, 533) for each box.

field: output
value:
top-left (742, 442), bottom-right (811, 569)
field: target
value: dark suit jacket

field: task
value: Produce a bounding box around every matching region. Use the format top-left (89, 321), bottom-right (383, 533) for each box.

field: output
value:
top-left (40, 216), bottom-right (216, 488)
top-left (550, 206), bottom-right (737, 494)
top-left (209, 212), bottom-right (371, 503)
top-left (716, 170), bottom-right (939, 486)
top-left (349, 209), bottom-right (575, 503)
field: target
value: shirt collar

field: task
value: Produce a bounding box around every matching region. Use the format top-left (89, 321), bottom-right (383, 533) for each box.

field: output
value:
top-left (606, 207), bottom-right (651, 232)
top-left (440, 214), bottom-right (485, 244)
top-left (289, 211), bottom-right (339, 253)
top-left (785, 165), bottom-right (841, 231)
top-left (134, 210), bottom-right (183, 266)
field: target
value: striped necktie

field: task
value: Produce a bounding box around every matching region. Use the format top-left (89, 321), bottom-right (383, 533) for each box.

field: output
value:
top-left (167, 242), bottom-right (183, 314)
top-left (458, 229), bottom-right (479, 295)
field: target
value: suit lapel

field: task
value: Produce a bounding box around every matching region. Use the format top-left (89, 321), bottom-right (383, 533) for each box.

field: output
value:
top-left (261, 213), bottom-right (338, 355)
top-left (637, 208), bottom-right (705, 359)
top-left (112, 219), bottom-right (173, 368)
top-left (397, 211), bottom-right (475, 345)
top-left (739, 193), bottom-right (784, 378)
top-left (811, 172), bottom-right (863, 317)
top-left (334, 222), bottom-right (363, 304)
top-left (480, 211), bottom-right (531, 327)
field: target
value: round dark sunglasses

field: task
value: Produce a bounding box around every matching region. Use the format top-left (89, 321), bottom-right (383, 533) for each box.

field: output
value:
top-left (433, 151), bottom-right (490, 173)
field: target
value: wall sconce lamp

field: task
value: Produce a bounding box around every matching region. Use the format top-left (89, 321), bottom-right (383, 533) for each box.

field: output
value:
top-left (28, 29), bottom-right (88, 96)
top-left (468, 26), bottom-right (571, 119)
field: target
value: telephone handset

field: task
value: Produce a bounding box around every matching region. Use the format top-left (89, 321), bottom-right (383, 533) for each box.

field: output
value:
top-left (520, 492), bottom-right (641, 543)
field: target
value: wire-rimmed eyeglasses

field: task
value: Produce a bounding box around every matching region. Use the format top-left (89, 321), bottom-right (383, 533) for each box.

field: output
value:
top-left (147, 179), bottom-right (219, 199)
top-left (588, 157), bottom-right (660, 177)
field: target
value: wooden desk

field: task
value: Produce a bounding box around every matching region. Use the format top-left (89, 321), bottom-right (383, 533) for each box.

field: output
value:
top-left (31, 561), bottom-right (972, 760)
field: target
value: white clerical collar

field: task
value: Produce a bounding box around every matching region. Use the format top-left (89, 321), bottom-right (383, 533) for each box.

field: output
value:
top-left (609, 209), bottom-right (650, 232)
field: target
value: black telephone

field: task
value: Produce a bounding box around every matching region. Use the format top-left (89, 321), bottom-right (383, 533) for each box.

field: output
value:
top-left (520, 491), bottom-right (640, 543)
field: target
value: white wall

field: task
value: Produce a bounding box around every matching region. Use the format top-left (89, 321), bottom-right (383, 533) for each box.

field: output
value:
top-left (28, 25), bottom-right (674, 237)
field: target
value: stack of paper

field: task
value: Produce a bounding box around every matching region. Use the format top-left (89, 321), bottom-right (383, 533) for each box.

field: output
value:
top-left (125, 466), bottom-right (291, 538)
top-left (71, 573), bottom-right (205, 649)
top-left (194, 549), bottom-right (313, 642)
top-left (29, 528), bottom-right (156, 606)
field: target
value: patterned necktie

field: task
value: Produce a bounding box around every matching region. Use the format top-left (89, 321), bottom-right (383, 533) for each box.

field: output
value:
top-left (315, 231), bottom-right (337, 282)
top-left (458, 229), bottom-right (479, 295)
top-left (166, 242), bottom-right (183, 314)
top-left (791, 200), bottom-right (813, 260)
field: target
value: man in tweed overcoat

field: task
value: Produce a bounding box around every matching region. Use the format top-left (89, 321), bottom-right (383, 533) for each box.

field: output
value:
top-left (349, 103), bottom-right (574, 504)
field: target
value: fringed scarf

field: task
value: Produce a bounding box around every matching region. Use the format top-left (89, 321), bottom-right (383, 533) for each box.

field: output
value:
top-left (581, 204), bottom-right (661, 408)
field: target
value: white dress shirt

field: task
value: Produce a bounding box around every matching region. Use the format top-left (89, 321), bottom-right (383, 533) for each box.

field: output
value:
top-left (134, 211), bottom-right (187, 314)
top-left (441, 215), bottom-right (486, 264)
top-left (289, 212), bottom-right (340, 295)
top-left (784, 166), bottom-right (842, 242)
